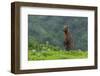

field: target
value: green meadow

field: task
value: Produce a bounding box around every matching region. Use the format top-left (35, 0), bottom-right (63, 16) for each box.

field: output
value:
top-left (28, 42), bottom-right (88, 60)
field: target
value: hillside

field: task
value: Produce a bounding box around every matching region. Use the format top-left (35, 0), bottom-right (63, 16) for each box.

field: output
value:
top-left (28, 15), bottom-right (88, 51)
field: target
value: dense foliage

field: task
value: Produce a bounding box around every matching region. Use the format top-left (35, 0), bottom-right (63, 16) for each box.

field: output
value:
top-left (28, 15), bottom-right (88, 50)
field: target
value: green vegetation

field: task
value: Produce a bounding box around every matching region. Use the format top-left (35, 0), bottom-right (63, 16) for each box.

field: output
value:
top-left (28, 49), bottom-right (88, 61)
top-left (28, 40), bottom-right (88, 60)
top-left (28, 15), bottom-right (88, 50)
top-left (28, 15), bottom-right (88, 60)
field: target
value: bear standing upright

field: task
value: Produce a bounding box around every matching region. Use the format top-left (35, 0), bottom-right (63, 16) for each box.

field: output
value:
top-left (63, 25), bottom-right (74, 51)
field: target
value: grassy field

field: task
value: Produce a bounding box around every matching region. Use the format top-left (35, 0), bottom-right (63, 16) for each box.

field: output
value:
top-left (28, 50), bottom-right (88, 61)
top-left (28, 40), bottom-right (88, 61)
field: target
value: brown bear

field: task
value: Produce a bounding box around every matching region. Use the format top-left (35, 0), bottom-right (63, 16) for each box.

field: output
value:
top-left (63, 25), bottom-right (74, 51)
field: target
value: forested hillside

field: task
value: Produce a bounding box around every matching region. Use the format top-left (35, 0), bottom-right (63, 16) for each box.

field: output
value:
top-left (28, 15), bottom-right (88, 51)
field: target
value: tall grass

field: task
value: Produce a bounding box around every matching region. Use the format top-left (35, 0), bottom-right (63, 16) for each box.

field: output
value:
top-left (28, 50), bottom-right (87, 60)
top-left (28, 41), bottom-right (88, 60)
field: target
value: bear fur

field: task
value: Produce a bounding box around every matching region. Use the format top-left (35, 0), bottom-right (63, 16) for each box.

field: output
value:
top-left (63, 25), bottom-right (74, 51)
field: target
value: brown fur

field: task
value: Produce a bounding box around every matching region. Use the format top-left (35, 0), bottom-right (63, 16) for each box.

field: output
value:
top-left (63, 25), bottom-right (74, 50)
